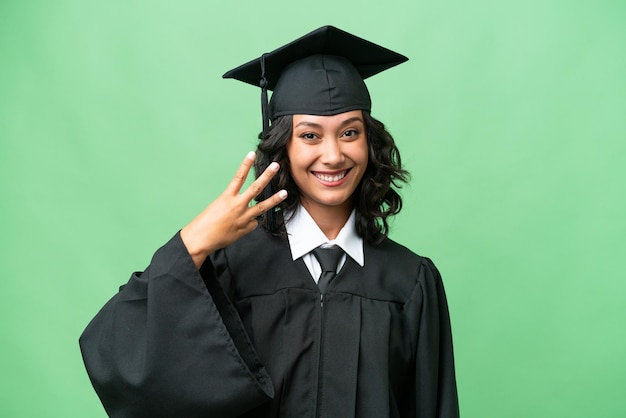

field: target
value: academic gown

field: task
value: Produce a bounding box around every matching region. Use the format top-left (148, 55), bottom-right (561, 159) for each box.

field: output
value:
top-left (80, 227), bottom-right (459, 417)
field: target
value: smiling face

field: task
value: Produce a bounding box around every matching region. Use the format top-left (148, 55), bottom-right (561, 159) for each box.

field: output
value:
top-left (286, 110), bottom-right (369, 220)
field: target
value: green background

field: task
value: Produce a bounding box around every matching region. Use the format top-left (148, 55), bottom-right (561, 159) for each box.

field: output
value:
top-left (1, 0), bottom-right (624, 416)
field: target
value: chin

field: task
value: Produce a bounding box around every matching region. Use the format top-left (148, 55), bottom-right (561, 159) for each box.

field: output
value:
top-left (312, 195), bottom-right (354, 208)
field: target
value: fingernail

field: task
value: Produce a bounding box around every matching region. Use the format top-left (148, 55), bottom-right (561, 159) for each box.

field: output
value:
top-left (247, 151), bottom-right (256, 160)
top-left (278, 190), bottom-right (288, 199)
top-left (269, 162), bottom-right (279, 171)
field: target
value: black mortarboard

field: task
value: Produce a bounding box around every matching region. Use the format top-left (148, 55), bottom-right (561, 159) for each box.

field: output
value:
top-left (223, 25), bottom-right (408, 135)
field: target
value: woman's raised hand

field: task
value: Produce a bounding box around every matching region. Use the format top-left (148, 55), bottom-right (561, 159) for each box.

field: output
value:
top-left (180, 151), bottom-right (288, 268)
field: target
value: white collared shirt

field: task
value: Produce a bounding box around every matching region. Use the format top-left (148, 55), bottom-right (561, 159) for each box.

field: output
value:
top-left (285, 205), bottom-right (364, 282)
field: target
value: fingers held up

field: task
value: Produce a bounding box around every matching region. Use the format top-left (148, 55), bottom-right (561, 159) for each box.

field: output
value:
top-left (181, 152), bottom-right (288, 268)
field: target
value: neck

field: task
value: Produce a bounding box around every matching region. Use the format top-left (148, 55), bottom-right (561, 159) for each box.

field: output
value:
top-left (301, 200), bottom-right (352, 240)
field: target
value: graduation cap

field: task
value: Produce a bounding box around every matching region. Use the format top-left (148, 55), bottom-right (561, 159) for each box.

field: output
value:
top-left (223, 25), bottom-right (408, 135)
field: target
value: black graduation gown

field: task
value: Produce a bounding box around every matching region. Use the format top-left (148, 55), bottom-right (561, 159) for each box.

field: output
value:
top-left (80, 228), bottom-right (459, 417)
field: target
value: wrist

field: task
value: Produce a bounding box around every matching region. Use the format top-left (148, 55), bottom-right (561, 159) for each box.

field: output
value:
top-left (180, 227), bottom-right (212, 269)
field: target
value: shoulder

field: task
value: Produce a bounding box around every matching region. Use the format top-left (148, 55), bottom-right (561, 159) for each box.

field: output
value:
top-left (211, 226), bottom-right (290, 273)
top-left (366, 236), bottom-right (438, 276)
top-left (368, 236), bottom-right (421, 262)
top-left (227, 226), bottom-right (287, 255)
top-left (360, 237), bottom-right (442, 302)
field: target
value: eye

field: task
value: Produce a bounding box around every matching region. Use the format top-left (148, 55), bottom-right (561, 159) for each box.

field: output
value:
top-left (300, 132), bottom-right (318, 140)
top-left (343, 129), bottom-right (360, 138)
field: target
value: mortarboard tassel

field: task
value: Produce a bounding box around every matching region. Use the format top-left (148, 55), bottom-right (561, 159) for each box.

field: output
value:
top-left (258, 53), bottom-right (277, 231)
top-left (259, 53), bottom-right (270, 137)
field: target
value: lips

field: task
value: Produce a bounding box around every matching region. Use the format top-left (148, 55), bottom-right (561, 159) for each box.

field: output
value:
top-left (312, 169), bottom-right (351, 184)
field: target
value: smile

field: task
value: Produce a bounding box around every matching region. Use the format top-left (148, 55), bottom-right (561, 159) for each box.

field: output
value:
top-left (313, 170), bottom-right (349, 183)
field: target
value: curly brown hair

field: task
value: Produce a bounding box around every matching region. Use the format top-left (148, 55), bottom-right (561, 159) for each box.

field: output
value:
top-left (254, 111), bottom-right (409, 244)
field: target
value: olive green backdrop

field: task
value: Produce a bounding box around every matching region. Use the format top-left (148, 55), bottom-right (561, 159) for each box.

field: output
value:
top-left (1, 0), bottom-right (624, 417)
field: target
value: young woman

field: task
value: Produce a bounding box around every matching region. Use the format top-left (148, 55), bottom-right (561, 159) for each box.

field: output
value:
top-left (80, 26), bottom-right (459, 418)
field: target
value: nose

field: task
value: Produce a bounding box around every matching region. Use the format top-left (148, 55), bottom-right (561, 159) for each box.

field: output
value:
top-left (319, 138), bottom-right (344, 166)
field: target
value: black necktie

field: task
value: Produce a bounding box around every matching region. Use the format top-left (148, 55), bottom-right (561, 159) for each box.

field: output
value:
top-left (311, 246), bottom-right (344, 294)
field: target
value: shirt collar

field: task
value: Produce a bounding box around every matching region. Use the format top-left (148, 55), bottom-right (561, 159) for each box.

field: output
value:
top-left (285, 205), bottom-right (364, 266)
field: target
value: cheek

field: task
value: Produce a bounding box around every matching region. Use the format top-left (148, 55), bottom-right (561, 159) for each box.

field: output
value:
top-left (353, 142), bottom-right (369, 167)
top-left (285, 146), bottom-right (305, 180)
top-left (287, 143), bottom-right (316, 171)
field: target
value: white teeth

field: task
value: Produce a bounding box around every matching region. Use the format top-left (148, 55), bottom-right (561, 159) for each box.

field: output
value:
top-left (315, 171), bottom-right (346, 182)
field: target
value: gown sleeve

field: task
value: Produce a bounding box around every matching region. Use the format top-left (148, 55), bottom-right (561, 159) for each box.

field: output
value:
top-left (78, 232), bottom-right (274, 418)
top-left (413, 257), bottom-right (460, 418)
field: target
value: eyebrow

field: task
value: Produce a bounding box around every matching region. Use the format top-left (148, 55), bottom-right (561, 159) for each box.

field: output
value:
top-left (294, 116), bottom-right (364, 129)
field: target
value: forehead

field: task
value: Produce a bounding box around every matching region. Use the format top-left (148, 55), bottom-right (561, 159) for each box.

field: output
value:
top-left (292, 110), bottom-right (364, 127)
